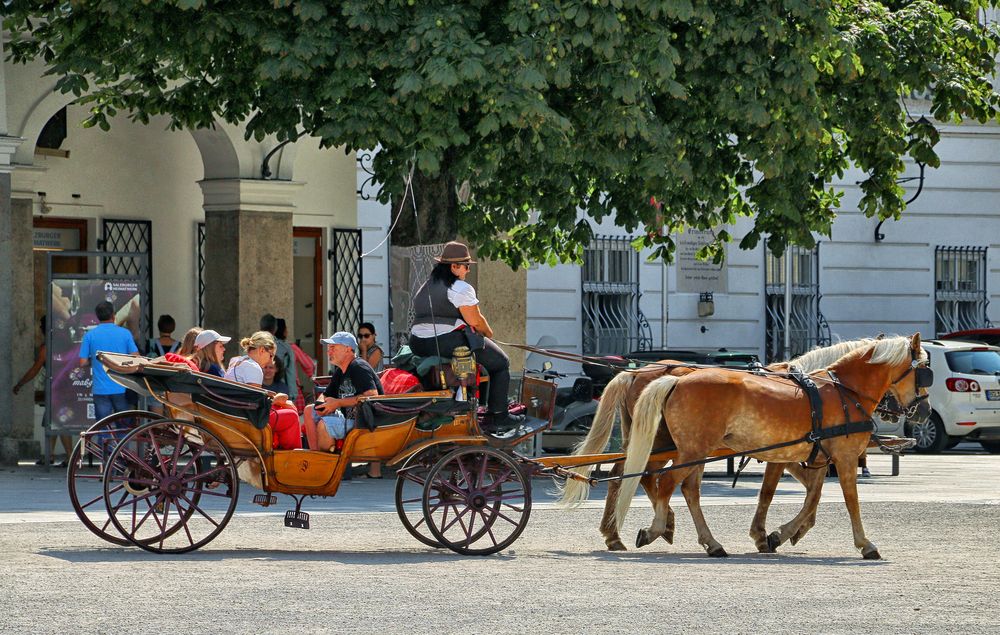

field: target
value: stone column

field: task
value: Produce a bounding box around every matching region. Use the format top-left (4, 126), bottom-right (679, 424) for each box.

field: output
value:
top-left (0, 135), bottom-right (37, 463)
top-left (200, 179), bottom-right (303, 355)
top-left (470, 255), bottom-right (528, 373)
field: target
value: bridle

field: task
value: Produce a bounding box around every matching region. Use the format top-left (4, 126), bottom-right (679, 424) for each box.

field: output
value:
top-left (882, 347), bottom-right (933, 419)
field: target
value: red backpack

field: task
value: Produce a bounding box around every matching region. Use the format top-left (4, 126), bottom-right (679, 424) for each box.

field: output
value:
top-left (379, 367), bottom-right (422, 394)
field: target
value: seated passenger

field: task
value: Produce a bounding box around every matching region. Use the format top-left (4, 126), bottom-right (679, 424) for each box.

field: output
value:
top-left (262, 357), bottom-right (290, 394)
top-left (184, 329), bottom-right (229, 377)
top-left (225, 331), bottom-right (302, 450)
top-left (303, 332), bottom-right (384, 453)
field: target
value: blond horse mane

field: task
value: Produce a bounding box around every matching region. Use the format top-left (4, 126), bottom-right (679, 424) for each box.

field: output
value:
top-left (786, 335), bottom-right (915, 372)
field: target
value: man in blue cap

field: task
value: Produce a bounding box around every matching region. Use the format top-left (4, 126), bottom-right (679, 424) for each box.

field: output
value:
top-left (302, 332), bottom-right (384, 460)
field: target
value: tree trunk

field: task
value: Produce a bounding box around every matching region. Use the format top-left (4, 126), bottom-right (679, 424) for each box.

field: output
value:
top-left (392, 168), bottom-right (458, 246)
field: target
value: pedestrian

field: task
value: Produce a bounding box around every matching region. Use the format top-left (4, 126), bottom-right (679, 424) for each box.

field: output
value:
top-left (14, 316), bottom-right (73, 467)
top-left (357, 321), bottom-right (384, 372)
top-left (261, 314), bottom-right (297, 402)
top-left (146, 314), bottom-right (180, 357)
top-left (78, 301), bottom-right (139, 422)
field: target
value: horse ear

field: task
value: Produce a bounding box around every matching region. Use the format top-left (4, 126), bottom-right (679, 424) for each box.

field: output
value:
top-left (911, 332), bottom-right (922, 349)
top-left (875, 332), bottom-right (885, 340)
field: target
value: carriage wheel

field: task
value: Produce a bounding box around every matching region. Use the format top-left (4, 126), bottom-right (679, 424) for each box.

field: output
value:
top-left (67, 410), bottom-right (164, 546)
top-left (103, 420), bottom-right (239, 554)
top-left (421, 446), bottom-right (532, 556)
top-left (395, 447), bottom-right (450, 549)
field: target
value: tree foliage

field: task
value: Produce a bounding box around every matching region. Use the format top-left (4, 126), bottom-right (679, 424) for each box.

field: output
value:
top-left (5, 0), bottom-right (1000, 266)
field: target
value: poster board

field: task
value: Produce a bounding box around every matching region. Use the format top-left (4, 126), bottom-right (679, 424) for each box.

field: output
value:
top-left (46, 251), bottom-right (147, 435)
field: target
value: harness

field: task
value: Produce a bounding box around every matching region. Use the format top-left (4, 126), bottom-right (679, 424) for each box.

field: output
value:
top-left (545, 349), bottom-right (933, 487)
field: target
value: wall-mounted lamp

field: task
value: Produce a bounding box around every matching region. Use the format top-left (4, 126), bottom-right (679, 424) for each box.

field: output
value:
top-left (37, 191), bottom-right (51, 215)
top-left (698, 292), bottom-right (715, 318)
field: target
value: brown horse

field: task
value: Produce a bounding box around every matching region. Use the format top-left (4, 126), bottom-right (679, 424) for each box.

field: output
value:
top-left (611, 334), bottom-right (929, 559)
top-left (559, 339), bottom-right (880, 552)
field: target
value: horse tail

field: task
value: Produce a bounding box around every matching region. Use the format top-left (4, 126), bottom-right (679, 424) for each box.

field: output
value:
top-left (556, 371), bottom-right (635, 508)
top-left (613, 374), bottom-right (680, 531)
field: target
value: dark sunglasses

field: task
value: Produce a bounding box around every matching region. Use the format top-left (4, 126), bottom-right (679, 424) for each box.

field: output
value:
top-left (357, 332), bottom-right (372, 339)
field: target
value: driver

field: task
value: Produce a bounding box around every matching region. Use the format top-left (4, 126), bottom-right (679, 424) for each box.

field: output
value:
top-left (408, 241), bottom-right (522, 434)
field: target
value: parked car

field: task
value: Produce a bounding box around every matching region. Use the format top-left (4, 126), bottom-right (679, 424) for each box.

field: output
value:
top-left (906, 340), bottom-right (1000, 453)
top-left (939, 328), bottom-right (1000, 348)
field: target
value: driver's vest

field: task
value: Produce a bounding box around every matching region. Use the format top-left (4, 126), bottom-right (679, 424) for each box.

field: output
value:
top-left (412, 279), bottom-right (462, 328)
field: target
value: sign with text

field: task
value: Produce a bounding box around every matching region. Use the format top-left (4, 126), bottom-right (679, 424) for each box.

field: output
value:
top-left (675, 230), bottom-right (728, 294)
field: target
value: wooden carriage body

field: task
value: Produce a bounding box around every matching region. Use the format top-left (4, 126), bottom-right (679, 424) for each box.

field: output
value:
top-left (97, 353), bottom-right (489, 498)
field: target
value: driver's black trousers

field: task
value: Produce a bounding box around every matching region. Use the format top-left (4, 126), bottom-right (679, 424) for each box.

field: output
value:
top-left (409, 330), bottom-right (511, 415)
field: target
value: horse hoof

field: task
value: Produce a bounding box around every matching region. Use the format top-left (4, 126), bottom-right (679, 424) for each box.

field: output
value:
top-left (636, 529), bottom-right (653, 548)
top-left (766, 532), bottom-right (781, 553)
top-left (606, 539), bottom-right (627, 552)
top-left (707, 546), bottom-right (729, 558)
top-left (862, 547), bottom-right (882, 560)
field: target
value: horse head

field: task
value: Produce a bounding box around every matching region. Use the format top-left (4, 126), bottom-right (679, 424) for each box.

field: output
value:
top-left (879, 333), bottom-right (932, 423)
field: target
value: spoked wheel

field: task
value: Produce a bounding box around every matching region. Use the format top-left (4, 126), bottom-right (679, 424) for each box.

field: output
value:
top-left (103, 420), bottom-right (239, 554)
top-left (422, 446), bottom-right (532, 556)
top-left (67, 410), bottom-right (164, 546)
top-left (395, 447), bottom-right (450, 549)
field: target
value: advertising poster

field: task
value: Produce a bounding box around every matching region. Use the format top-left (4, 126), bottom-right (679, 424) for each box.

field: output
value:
top-left (48, 279), bottom-right (142, 433)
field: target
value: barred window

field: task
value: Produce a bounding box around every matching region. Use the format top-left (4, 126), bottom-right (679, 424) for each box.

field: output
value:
top-left (582, 236), bottom-right (651, 355)
top-left (935, 246), bottom-right (991, 335)
top-left (764, 242), bottom-right (830, 363)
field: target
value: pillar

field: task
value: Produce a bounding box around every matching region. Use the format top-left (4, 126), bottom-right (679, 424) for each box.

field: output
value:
top-left (1, 137), bottom-right (36, 463)
top-left (470, 254), bottom-right (528, 373)
top-left (200, 179), bottom-right (303, 354)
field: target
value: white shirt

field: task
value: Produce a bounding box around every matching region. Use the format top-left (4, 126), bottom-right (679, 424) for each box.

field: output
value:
top-left (410, 280), bottom-right (479, 338)
top-left (225, 356), bottom-right (264, 385)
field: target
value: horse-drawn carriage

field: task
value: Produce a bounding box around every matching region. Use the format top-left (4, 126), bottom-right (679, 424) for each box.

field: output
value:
top-left (68, 335), bottom-right (930, 560)
top-left (67, 351), bottom-right (559, 555)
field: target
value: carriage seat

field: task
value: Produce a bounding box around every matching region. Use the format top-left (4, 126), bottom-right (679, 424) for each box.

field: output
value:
top-left (388, 345), bottom-right (487, 392)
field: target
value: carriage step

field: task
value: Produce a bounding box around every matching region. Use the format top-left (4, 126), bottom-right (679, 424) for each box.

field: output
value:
top-left (284, 510), bottom-right (310, 529)
top-left (253, 494), bottom-right (278, 507)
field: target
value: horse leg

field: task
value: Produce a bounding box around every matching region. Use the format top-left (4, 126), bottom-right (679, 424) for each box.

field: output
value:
top-left (768, 464), bottom-right (826, 550)
top-left (679, 466), bottom-right (727, 557)
top-left (750, 462), bottom-right (786, 553)
top-left (635, 470), bottom-right (680, 549)
top-left (834, 456), bottom-right (880, 559)
top-left (786, 465), bottom-right (826, 545)
top-left (601, 461), bottom-right (665, 550)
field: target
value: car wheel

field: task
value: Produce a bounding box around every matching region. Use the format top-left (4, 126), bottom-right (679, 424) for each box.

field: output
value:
top-left (980, 440), bottom-right (1000, 454)
top-left (906, 413), bottom-right (950, 453)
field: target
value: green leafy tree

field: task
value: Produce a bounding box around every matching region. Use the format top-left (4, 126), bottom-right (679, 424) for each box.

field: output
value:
top-left (5, 0), bottom-right (999, 267)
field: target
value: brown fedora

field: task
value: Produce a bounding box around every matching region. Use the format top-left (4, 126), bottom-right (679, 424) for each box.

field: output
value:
top-left (434, 241), bottom-right (476, 264)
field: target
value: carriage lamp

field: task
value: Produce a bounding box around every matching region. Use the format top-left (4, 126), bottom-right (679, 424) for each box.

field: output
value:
top-left (698, 292), bottom-right (715, 318)
top-left (451, 346), bottom-right (477, 401)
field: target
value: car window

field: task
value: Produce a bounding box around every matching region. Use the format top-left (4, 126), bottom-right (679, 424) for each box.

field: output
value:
top-left (944, 350), bottom-right (1000, 375)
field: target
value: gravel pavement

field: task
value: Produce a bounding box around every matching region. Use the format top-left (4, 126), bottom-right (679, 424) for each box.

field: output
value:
top-left (2, 450), bottom-right (998, 634)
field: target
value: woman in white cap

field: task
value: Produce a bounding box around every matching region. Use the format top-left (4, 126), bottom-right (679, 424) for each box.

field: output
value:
top-left (189, 329), bottom-right (231, 377)
top-left (408, 241), bottom-right (521, 434)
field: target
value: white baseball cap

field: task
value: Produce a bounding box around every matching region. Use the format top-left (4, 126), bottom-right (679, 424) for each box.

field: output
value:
top-left (194, 329), bottom-right (232, 349)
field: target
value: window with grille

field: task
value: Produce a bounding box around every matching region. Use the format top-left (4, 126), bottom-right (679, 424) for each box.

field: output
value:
top-left (764, 242), bottom-right (830, 363)
top-left (197, 222), bottom-right (206, 325)
top-left (101, 219), bottom-right (153, 341)
top-left (582, 236), bottom-right (651, 355)
top-left (935, 246), bottom-right (991, 335)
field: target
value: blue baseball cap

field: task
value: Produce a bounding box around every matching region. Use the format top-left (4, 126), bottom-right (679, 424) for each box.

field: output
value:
top-left (321, 331), bottom-right (357, 350)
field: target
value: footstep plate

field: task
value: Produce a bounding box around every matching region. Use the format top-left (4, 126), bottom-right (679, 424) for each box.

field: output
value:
top-left (284, 510), bottom-right (310, 529)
